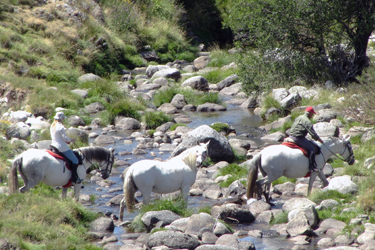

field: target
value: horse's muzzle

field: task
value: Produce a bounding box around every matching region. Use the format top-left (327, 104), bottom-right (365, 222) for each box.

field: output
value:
top-left (102, 172), bottom-right (110, 179)
top-left (348, 158), bottom-right (355, 165)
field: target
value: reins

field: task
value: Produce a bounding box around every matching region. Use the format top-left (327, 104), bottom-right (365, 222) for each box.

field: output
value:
top-left (320, 139), bottom-right (353, 163)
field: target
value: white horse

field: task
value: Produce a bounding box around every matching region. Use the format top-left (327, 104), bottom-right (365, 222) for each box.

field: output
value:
top-left (119, 141), bottom-right (209, 220)
top-left (247, 136), bottom-right (355, 203)
top-left (8, 146), bottom-right (115, 201)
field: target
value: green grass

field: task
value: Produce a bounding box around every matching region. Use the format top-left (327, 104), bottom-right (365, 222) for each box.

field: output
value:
top-left (271, 176), bottom-right (297, 186)
top-left (152, 85), bottom-right (223, 107)
top-left (270, 212), bottom-right (288, 225)
top-left (210, 122), bottom-right (230, 133)
top-left (142, 111), bottom-right (171, 130)
top-left (216, 163), bottom-right (248, 188)
top-left (310, 190), bottom-right (354, 205)
top-left (139, 197), bottom-right (193, 218)
top-left (200, 68), bottom-right (238, 84)
top-left (0, 185), bottom-right (101, 250)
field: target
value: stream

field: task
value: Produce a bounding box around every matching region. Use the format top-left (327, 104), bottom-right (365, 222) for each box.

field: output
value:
top-left (80, 100), bottom-right (318, 250)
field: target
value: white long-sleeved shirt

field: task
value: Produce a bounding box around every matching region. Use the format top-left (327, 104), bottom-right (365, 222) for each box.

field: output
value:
top-left (50, 122), bottom-right (71, 152)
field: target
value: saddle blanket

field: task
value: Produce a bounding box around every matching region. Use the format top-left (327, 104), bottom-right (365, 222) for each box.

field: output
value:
top-left (281, 142), bottom-right (310, 178)
top-left (281, 142), bottom-right (309, 157)
top-left (46, 150), bottom-right (73, 187)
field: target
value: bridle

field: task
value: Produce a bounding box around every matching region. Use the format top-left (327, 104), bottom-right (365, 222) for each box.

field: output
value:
top-left (321, 139), bottom-right (354, 164)
top-left (74, 144), bottom-right (114, 177)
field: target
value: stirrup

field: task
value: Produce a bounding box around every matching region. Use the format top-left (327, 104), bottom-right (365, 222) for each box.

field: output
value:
top-left (310, 167), bottom-right (320, 173)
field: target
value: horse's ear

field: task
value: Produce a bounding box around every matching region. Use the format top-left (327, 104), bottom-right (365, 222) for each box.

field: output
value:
top-left (200, 140), bottom-right (210, 148)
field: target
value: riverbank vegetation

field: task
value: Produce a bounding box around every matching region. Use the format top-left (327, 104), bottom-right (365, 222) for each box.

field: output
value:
top-left (1, 0), bottom-right (375, 247)
top-left (0, 184), bottom-right (101, 250)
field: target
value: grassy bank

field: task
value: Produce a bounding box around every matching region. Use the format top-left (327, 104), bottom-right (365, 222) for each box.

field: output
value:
top-left (0, 184), bottom-right (101, 249)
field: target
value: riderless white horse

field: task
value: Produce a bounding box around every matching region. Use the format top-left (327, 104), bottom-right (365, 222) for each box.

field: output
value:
top-left (247, 136), bottom-right (355, 204)
top-left (8, 146), bottom-right (115, 201)
top-left (119, 141), bottom-right (209, 220)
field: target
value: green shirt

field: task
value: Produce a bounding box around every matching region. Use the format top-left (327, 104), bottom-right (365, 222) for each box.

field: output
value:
top-left (289, 113), bottom-right (320, 140)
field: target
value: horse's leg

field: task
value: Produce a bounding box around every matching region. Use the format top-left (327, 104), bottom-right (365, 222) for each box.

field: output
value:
top-left (119, 198), bottom-right (126, 221)
top-left (141, 190), bottom-right (151, 205)
top-left (73, 184), bottom-right (81, 201)
top-left (307, 173), bottom-right (318, 196)
top-left (256, 176), bottom-right (272, 203)
top-left (181, 185), bottom-right (190, 206)
top-left (62, 187), bottom-right (68, 199)
top-left (318, 171), bottom-right (329, 187)
top-left (19, 166), bottom-right (43, 193)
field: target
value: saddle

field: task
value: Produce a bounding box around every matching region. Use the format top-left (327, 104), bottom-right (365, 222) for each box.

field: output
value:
top-left (282, 137), bottom-right (321, 157)
top-left (48, 145), bottom-right (83, 167)
top-left (48, 146), bottom-right (83, 187)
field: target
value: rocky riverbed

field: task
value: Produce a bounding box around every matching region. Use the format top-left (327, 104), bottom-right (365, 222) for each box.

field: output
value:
top-left (2, 54), bottom-right (374, 250)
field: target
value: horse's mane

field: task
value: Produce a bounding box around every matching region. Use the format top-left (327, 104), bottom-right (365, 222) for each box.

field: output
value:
top-left (182, 150), bottom-right (197, 169)
top-left (74, 146), bottom-right (111, 162)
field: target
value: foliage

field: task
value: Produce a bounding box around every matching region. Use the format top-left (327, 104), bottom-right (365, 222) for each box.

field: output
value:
top-left (153, 85), bottom-right (223, 107)
top-left (142, 111), bottom-right (171, 129)
top-left (0, 137), bottom-right (25, 181)
top-left (310, 190), bottom-right (354, 205)
top-left (170, 123), bottom-right (187, 131)
top-left (124, 214), bottom-right (147, 233)
top-left (140, 197), bottom-right (193, 217)
top-left (223, 0), bottom-right (375, 92)
top-left (216, 163), bottom-right (247, 187)
top-left (0, 187), bottom-right (100, 249)
top-left (271, 177), bottom-right (297, 186)
top-left (101, 98), bottom-right (143, 125)
top-left (198, 205), bottom-right (212, 214)
top-left (210, 122), bottom-right (230, 133)
top-left (270, 212), bottom-right (288, 225)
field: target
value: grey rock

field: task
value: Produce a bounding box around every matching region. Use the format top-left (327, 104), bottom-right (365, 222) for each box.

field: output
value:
top-left (146, 230), bottom-right (200, 250)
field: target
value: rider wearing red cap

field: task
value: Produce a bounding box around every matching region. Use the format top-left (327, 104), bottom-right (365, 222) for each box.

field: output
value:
top-left (289, 106), bottom-right (323, 172)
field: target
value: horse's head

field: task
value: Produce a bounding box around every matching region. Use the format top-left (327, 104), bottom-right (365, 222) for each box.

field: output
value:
top-left (99, 147), bottom-right (115, 179)
top-left (182, 141), bottom-right (210, 169)
top-left (341, 135), bottom-right (355, 165)
top-left (195, 140), bottom-right (210, 167)
top-left (78, 146), bottom-right (115, 179)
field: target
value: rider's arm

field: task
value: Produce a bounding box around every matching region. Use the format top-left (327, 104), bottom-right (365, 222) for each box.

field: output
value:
top-left (57, 123), bottom-right (73, 144)
top-left (304, 119), bottom-right (321, 141)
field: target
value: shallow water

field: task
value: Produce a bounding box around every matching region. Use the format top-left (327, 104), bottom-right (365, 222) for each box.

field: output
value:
top-left (80, 103), bottom-right (320, 249)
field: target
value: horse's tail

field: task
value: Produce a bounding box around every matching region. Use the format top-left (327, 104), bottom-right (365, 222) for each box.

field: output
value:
top-left (8, 157), bottom-right (22, 194)
top-left (123, 167), bottom-right (137, 213)
top-left (247, 153), bottom-right (261, 199)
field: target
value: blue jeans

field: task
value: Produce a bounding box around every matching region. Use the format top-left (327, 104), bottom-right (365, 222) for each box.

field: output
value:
top-left (290, 136), bottom-right (316, 156)
top-left (61, 149), bottom-right (79, 164)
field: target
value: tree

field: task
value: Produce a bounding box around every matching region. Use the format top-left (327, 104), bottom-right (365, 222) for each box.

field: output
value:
top-left (222, 0), bottom-right (375, 92)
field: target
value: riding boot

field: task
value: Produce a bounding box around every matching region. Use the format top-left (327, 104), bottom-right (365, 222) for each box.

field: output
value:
top-left (71, 163), bottom-right (82, 184)
top-left (309, 153), bottom-right (319, 172)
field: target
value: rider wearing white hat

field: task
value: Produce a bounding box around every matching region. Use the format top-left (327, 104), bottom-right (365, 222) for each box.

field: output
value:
top-left (50, 111), bottom-right (82, 184)
top-left (289, 106), bottom-right (323, 172)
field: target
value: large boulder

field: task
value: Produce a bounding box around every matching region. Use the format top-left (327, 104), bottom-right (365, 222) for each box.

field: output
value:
top-left (146, 230), bottom-right (200, 250)
top-left (170, 125), bottom-right (234, 162)
top-left (181, 76), bottom-right (209, 91)
top-left (77, 73), bottom-right (102, 83)
top-left (115, 117), bottom-right (141, 130)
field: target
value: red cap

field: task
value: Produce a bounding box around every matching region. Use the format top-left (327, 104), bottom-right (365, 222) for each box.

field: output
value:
top-left (305, 106), bottom-right (316, 114)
